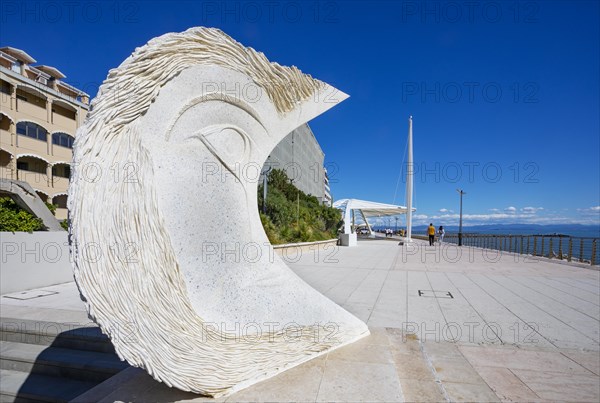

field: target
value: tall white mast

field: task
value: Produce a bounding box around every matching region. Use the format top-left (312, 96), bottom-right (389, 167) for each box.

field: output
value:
top-left (406, 116), bottom-right (413, 242)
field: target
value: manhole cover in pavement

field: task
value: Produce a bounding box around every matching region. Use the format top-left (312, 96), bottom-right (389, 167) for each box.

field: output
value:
top-left (418, 290), bottom-right (454, 298)
top-left (2, 290), bottom-right (59, 300)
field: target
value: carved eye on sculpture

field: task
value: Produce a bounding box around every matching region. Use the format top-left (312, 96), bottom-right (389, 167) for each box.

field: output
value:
top-left (163, 94), bottom-right (266, 181)
top-left (196, 125), bottom-right (250, 178)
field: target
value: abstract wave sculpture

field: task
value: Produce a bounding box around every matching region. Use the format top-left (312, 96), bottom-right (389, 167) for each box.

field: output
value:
top-left (69, 27), bottom-right (369, 397)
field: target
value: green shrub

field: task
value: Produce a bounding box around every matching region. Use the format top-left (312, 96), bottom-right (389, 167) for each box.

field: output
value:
top-left (258, 169), bottom-right (341, 244)
top-left (259, 213), bottom-right (280, 244)
top-left (0, 197), bottom-right (45, 232)
top-left (45, 202), bottom-right (57, 215)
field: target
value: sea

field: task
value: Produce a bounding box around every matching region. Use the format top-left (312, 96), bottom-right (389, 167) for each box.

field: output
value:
top-left (372, 224), bottom-right (599, 263)
top-left (388, 224), bottom-right (600, 239)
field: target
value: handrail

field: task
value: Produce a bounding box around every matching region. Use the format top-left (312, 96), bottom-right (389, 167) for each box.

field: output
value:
top-left (442, 234), bottom-right (598, 266)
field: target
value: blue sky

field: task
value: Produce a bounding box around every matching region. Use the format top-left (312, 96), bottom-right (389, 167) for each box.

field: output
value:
top-left (2, 0), bottom-right (598, 226)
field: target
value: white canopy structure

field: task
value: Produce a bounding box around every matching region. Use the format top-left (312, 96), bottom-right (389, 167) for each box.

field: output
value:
top-left (334, 116), bottom-right (416, 247)
top-left (333, 198), bottom-right (415, 245)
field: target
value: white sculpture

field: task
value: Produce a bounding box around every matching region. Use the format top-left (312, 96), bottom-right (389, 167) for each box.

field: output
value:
top-left (69, 27), bottom-right (368, 397)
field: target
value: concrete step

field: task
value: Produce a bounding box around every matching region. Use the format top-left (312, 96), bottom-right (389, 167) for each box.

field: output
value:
top-left (0, 317), bottom-right (129, 402)
top-left (0, 369), bottom-right (97, 403)
top-left (0, 317), bottom-right (115, 354)
top-left (0, 341), bottom-right (129, 384)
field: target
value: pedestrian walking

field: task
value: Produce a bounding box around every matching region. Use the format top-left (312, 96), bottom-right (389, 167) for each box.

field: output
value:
top-left (428, 223), bottom-right (435, 246)
top-left (438, 226), bottom-right (445, 244)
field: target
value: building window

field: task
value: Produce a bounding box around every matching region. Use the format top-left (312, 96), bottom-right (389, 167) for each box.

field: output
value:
top-left (52, 164), bottom-right (71, 178)
top-left (53, 194), bottom-right (68, 209)
top-left (16, 158), bottom-right (46, 174)
top-left (52, 132), bottom-right (74, 149)
top-left (0, 80), bottom-right (10, 95)
top-left (16, 121), bottom-right (47, 142)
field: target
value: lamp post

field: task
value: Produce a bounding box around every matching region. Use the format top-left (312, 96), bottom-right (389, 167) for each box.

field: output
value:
top-left (395, 216), bottom-right (398, 233)
top-left (457, 189), bottom-right (466, 246)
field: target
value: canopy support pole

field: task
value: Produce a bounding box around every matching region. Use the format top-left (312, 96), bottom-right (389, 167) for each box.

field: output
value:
top-left (359, 209), bottom-right (375, 238)
top-left (406, 116), bottom-right (414, 242)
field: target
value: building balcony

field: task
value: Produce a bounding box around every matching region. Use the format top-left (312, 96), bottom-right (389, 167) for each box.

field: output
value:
top-left (2, 65), bottom-right (89, 111)
top-left (52, 191), bottom-right (69, 220)
top-left (1, 128), bottom-right (13, 149)
top-left (0, 91), bottom-right (11, 111)
top-left (1, 149), bottom-right (14, 180)
top-left (16, 99), bottom-right (47, 122)
top-left (51, 175), bottom-right (69, 192)
top-left (15, 134), bottom-right (48, 155)
top-left (52, 112), bottom-right (77, 133)
top-left (51, 143), bottom-right (72, 161)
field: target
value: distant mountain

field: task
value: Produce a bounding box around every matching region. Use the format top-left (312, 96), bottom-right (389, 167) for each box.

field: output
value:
top-left (408, 224), bottom-right (599, 237)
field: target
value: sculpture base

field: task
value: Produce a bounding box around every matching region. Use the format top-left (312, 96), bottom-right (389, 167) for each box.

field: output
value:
top-left (339, 233), bottom-right (357, 247)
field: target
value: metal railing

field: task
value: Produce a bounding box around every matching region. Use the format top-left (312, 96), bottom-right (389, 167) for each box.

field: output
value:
top-left (443, 234), bottom-right (598, 266)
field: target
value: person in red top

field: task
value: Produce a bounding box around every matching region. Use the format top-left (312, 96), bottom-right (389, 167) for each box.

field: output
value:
top-left (428, 223), bottom-right (436, 246)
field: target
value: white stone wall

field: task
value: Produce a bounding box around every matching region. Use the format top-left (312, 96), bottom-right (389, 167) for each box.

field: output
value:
top-left (0, 231), bottom-right (72, 294)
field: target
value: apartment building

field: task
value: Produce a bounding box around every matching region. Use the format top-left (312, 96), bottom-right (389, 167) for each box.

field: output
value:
top-left (0, 46), bottom-right (89, 220)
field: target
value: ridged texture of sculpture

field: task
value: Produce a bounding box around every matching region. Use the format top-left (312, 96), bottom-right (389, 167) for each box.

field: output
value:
top-left (69, 27), bottom-right (368, 397)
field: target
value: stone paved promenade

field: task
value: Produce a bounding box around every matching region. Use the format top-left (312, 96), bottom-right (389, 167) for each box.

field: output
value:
top-left (2, 239), bottom-right (599, 402)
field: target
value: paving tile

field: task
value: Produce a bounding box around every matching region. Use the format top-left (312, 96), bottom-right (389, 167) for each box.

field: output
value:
top-left (326, 337), bottom-right (393, 365)
top-left (386, 328), bottom-right (422, 354)
top-left (550, 338), bottom-right (600, 351)
top-left (443, 381), bottom-right (500, 402)
top-left (316, 360), bottom-right (403, 402)
top-left (511, 368), bottom-right (600, 402)
top-left (475, 366), bottom-right (541, 402)
top-left (399, 379), bottom-right (446, 402)
top-left (458, 345), bottom-right (592, 374)
top-left (96, 369), bottom-right (159, 403)
top-left (224, 355), bottom-right (326, 402)
top-left (469, 275), bottom-right (596, 350)
top-left (145, 383), bottom-right (218, 402)
top-left (561, 350), bottom-right (600, 376)
top-left (340, 303), bottom-right (372, 323)
top-left (421, 341), bottom-right (463, 361)
top-left (391, 351), bottom-right (434, 380)
top-left (367, 309), bottom-right (405, 328)
top-left (363, 327), bottom-right (391, 346)
top-left (431, 358), bottom-right (487, 385)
